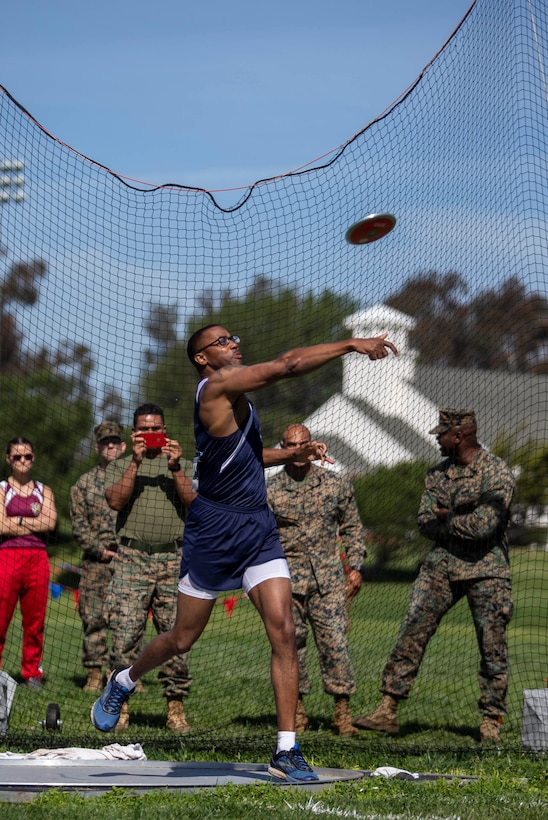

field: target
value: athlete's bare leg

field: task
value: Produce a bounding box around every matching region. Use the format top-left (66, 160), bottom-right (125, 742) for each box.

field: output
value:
top-left (128, 592), bottom-right (216, 683)
top-left (248, 576), bottom-right (298, 731)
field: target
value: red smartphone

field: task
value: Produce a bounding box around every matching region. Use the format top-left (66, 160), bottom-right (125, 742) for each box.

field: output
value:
top-left (141, 432), bottom-right (167, 448)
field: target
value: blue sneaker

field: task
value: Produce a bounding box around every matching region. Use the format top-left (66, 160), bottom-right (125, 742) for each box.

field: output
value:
top-left (91, 667), bottom-right (134, 732)
top-left (268, 743), bottom-right (319, 782)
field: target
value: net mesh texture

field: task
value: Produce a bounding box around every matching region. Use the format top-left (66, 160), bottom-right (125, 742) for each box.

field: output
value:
top-left (0, 0), bottom-right (547, 754)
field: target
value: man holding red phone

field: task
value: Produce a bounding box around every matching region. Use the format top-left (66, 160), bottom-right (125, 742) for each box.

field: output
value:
top-left (103, 403), bottom-right (195, 732)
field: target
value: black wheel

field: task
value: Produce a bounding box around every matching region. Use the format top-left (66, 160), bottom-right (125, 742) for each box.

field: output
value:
top-left (45, 702), bottom-right (61, 730)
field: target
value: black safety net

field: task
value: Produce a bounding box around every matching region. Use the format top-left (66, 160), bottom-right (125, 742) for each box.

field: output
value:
top-left (0, 0), bottom-right (546, 754)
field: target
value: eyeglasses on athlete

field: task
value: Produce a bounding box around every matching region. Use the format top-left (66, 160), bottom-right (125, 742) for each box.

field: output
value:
top-left (195, 334), bottom-right (240, 354)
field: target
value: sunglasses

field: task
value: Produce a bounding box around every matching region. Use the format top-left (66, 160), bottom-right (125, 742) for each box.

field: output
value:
top-left (98, 436), bottom-right (123, 446)
top-left (195, 334), bottom-right (240, 354)
top-left (11, 453), bottom-right (34, 462)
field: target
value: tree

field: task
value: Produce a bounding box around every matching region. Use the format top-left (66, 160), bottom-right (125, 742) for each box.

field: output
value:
top-left (386, 273), bottom-right (548, 373)
top-left (139, 276), bottom-right (359, 452)
top-left (353, 461), bottom-right (431, 573)
top-left (0, 255), bottom-right (47, 373)
top-left (492, 430), bottom-right (548, 546)
top-left (0, 249), bottom-right (96, 524)
top-left (143, 302), bottom-right (180, 365)
top-left (0, 370), bottom-right (94, 523)
top-left (467, 279), bottom-right (548, 373)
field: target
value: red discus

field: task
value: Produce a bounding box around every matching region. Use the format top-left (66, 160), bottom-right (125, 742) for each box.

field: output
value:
top-left (345, 213), bottom-right (396, 245)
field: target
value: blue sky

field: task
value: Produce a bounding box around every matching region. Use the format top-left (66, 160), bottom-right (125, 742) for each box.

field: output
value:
top-left (2, 0), bottom-right (474, 197)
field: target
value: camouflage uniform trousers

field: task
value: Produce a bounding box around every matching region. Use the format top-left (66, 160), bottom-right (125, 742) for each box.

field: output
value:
top-left (107, 547), bottom-right (192, 700)
top-left (292, 581), bottom-right (356, 698)
top-left (381, 557), bottom-right (513, 716)
top-left (78, 558), bottom-right (115, 668)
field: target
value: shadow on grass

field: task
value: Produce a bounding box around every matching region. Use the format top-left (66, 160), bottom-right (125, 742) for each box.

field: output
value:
top-left (124, 710), bottom-right (168, 730)
top-left (231, 713), bottom-right (278, 730)
top-left (399, 720), bottom-right (480, 742)
top-left (229, 712), bottom-right (483, 744)
top-left (362, 565), bottom-right (420, 584)
top-left (232, 711), bottom-right (338, 736)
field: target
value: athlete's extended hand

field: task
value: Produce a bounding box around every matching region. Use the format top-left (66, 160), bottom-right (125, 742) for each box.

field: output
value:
top-left (353, 334), bottom-right (398, 360)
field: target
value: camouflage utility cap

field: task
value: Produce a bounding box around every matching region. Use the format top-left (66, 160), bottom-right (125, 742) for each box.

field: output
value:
top-left (429, 408), bottom-right (477, 435)
top-left (94, 420), bottom-right (123, 442)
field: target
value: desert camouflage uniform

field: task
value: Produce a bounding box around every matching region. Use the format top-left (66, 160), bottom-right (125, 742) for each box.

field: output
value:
top-left (70, 465), bottom-right (120, 669)
top-left (105, 455), bottom-right (193, 700)
top-left (267, 465), bottom-right (366, 697)
top-left (381, 448), bottom-right (515, 717)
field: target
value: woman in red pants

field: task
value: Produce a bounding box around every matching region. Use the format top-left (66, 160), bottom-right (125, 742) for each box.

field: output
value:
top-left (0, 437), bottom-right (57, 689)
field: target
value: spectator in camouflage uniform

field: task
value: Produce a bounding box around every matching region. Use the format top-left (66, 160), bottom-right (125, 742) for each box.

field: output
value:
top-left (267, 424), bottom-right (367, 737)
top-left (104, 403), bottom-right (195, 733)
top-left (70, 421), bottom-right (126, 692)
top-left (354, 408), bottom-right (515, 743)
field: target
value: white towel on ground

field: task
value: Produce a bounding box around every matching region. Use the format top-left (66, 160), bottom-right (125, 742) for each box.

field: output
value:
top-left (0, 743), bottom-right (147, 760)
top-left (372, 766), bottom-right (419, 779)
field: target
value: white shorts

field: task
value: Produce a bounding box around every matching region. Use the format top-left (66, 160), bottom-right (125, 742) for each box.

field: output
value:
top-left (177, 557), bottom-right (290, 600)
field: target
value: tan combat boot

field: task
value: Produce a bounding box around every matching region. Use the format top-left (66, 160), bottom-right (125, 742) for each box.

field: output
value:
top-left (334, 695), bottom-right (359, 737)
top-left (480, 715), bottom-right (501, 742)
top-left (83, 669), bottom-right (103, 692)
top-left (352, 694), bottom-right (399, 735)
top-left (115, 702), bottom-right (129, 732)
top-left (295, 698), bottom-right (309, 733)
top-left (166, 699), bottom-right (191, 733)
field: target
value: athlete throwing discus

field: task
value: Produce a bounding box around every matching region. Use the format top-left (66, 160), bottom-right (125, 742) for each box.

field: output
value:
top-left (92, 325), bottom-right (398, 781)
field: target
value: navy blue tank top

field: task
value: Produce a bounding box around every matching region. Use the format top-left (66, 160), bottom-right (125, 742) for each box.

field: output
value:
top-left (193, 379), bottom-right (267, 508)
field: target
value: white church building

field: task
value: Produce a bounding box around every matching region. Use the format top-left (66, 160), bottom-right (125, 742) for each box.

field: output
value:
top-left (301, 304), bottom-right (548, 476)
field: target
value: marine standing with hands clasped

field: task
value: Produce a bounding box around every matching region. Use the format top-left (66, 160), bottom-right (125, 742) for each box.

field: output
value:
top-left (267, 423), bottom-right (366, 737)
top-left (353, 409), bottom-right (515, 743)
top-left (70, 421), bottom-right (127, 692)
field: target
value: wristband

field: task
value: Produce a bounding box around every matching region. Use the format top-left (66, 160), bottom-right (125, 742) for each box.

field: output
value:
top-left (168, 462), bottom-right (181, 473)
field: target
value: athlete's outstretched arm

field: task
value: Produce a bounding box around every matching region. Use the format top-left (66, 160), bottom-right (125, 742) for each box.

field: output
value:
top-left (208, 335), bottom-right (398, 400)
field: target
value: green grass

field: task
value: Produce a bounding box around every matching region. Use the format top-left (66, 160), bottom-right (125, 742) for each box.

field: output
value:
top-left (0, 546), bottom-right (547, 814)
top-left (2, 546), bottom-right (547, 748)
top-left (0, 766), bottom-right (547, 818)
